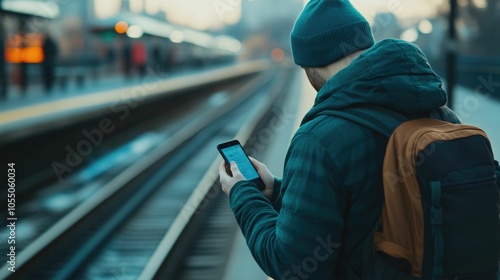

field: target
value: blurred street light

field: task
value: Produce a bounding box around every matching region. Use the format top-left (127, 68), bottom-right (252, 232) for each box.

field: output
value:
top-left (418, 20), bottom-right (433, 34)
top-left (169, 30), bottom-right (185, 44)
top-left (145, 0), bottom-right (161, 15)
top-left (271, 48), bottom-right (285, 62)
top-left (130, 0), bottom-right (144, 13)
top-left (115, 21), bottom-right (129, 34)
top-left (94, 0), bottom-right (120, 19)
top-left (401, 28), bottom-right (419, 42)
top-left (472, 0), bottom-right (488, 9)
top-left (126, 25), bottom-right (144, 39)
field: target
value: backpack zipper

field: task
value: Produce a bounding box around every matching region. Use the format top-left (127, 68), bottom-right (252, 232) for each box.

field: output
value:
top-left (441, 175), bottom-right (497, 190)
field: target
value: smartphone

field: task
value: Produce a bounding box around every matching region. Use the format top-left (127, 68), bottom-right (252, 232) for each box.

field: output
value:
top-left (217, 140), bottom-right (266, 190)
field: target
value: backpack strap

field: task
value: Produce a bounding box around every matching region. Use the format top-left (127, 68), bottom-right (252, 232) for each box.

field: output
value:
top-left (322, 106), bottom-right (408, 137)
top-left (430, 181), bottom-right (444, 280)
top-left (326, 106), bottom-right (447, 279)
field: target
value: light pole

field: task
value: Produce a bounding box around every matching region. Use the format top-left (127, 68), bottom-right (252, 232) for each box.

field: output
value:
top-left (446, 0), bottom-right (458, 109)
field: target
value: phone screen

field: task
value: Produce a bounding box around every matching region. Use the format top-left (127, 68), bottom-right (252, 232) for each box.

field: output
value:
top-left (217, 140), bottom-right (265, 190)
top-left (220, 144), bottom-right (260, 181)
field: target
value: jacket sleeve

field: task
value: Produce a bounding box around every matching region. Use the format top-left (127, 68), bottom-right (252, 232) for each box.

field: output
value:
top-left (229, 133), bottom-right (348, 279)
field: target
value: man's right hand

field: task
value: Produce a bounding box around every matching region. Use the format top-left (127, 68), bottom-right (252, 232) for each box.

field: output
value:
top-left (249, 157), bottom-right (275, 201)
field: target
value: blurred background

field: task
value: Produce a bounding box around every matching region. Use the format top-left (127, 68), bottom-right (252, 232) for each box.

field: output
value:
top-left (0, 0), bottom-right (302, 97)
top-left (0, 0), bottom-right (499, 100)
top-left (0, 0), bottom-right (498, 279)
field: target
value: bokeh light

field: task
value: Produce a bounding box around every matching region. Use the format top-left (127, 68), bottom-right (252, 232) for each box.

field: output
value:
top-left (130, 0), bottom-right (144, 13)
top-left (169, 30), bottom-right (185, 43)
top-left (115, 21), bottom-right (129, 34)
top-left (271, 48), bottom-right (285, 62)
top-left (418, 20), bottom-right (433, 34)
top-left (94, 0), bottom-right (121, 19)
top-left (400, 28), bottom-right (419, 42)
top-left (126, 25), bottom-right (144, 39)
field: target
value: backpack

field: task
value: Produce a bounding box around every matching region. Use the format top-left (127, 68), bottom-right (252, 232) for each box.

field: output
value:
top-left (328, 106), bottom-right (500, 280)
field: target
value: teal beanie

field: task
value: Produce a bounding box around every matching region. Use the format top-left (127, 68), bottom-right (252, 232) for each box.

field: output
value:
top-left (290, 0), bottom-right (375, 67)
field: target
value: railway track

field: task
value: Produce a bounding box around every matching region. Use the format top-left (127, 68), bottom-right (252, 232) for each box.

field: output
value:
top-left (0, 61), bottom-right (268, 201)
top-left (0, 66), bottom-right (265, 261)
top-left (1, 66), bottom-right (293, 280)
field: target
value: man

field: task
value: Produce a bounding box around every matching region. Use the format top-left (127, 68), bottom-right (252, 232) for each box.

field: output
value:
top-left (42, 33), bottom-right (58, 93)
top-left (219, 0), bottom-right (459, 279)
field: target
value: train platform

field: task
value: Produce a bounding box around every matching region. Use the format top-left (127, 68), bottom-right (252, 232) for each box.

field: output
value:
top-left (0, 72), bottom-right (153, 111)
top-left (0, 60), bottom-right (270, 142)
top-left (0, 62), bottom-right (254, 113)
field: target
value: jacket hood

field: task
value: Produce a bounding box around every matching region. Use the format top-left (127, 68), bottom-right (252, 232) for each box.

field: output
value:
top-left (302, 39), bottom-right (447, 125)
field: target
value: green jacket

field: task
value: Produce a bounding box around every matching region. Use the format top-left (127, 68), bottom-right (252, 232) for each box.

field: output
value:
top-left (229, 39), bottom-right (457, 279)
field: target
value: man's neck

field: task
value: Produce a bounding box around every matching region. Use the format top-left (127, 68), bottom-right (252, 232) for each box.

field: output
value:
top-left (317, 50), bottom-right (365, 81)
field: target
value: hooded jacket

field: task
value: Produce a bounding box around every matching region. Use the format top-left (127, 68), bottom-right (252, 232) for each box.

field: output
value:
top-left (229, 39), bottom-right (459, 279)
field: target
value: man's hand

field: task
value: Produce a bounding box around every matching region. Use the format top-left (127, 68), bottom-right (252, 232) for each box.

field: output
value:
top-left (219, 161), bottom-right (245, 195)
top-left (248, 157), bottom-right (275, 200)
top-left (218, 157), bottom-right (275, 200)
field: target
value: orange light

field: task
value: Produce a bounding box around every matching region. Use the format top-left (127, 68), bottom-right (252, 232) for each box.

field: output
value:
top-left (5, 33), bottom-right (45, 63)
top-left (23, 47), bottom-right (45, 63)
top-left (271, 48), bottom-right (285, 62)
top-left (5, 47), bottom-right (44, 63)
top-left (5, 48), bottom-right (23, 63)
top-left (115, 21), bottom-right (129, 34)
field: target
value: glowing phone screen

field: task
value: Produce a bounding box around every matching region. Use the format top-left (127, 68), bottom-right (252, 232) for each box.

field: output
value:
top-left (221, 145), bottom-right (259, 180)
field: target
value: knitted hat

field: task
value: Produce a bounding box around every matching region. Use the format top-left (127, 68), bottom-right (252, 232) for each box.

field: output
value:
top-left (290, 0), bottom-right (375, 67)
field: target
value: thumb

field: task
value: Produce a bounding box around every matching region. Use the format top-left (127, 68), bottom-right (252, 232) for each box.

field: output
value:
top-left (230, 161), bottom-right (239, 173)
top-left (229, 162), bottom-right (245, 181)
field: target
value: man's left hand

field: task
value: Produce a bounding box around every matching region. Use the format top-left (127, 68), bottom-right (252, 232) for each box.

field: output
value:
top-left (219, 161), bottom-right (246, 195)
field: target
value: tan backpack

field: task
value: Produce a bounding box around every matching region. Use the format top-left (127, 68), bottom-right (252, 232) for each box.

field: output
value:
top-left (328, 107), bottom-right (500, 280)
